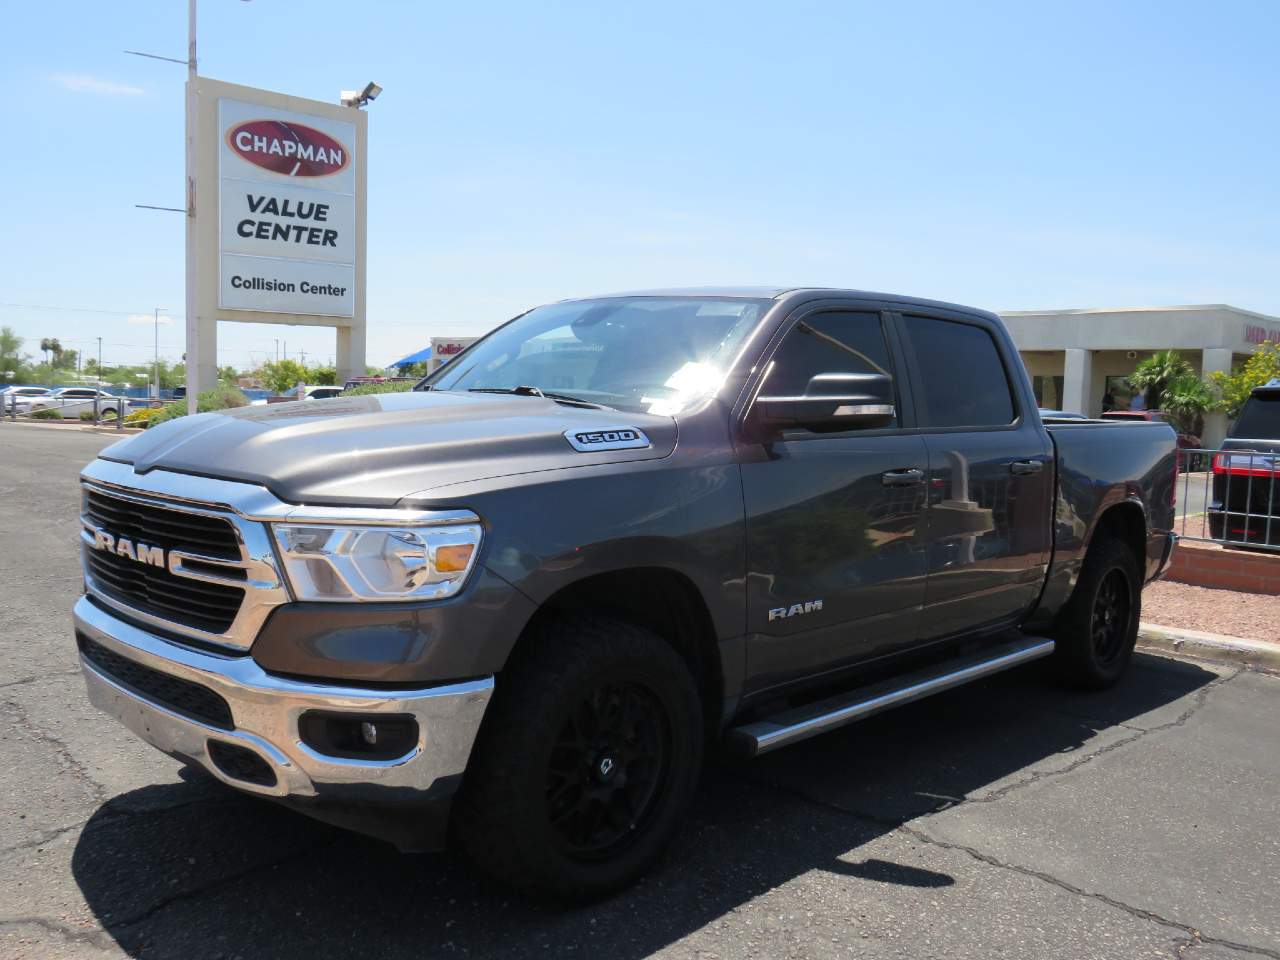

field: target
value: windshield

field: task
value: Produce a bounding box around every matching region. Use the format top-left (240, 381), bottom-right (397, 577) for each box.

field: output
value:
top-left (423, 296), bottom-right (771, 414)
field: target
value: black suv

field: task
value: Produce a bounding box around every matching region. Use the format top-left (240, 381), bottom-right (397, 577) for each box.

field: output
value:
top-left (1209, 381), bottom-right (1280, 547)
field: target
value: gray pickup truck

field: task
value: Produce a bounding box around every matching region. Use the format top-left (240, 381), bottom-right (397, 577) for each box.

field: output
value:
top-left (73, 288), bottom-right (1177, 899)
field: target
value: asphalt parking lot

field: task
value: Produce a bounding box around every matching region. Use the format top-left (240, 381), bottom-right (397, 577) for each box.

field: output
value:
top-left (2, 426), bottom-right (1278, 960)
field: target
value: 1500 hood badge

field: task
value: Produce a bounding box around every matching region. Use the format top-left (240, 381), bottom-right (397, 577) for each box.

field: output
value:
top-left (563, 427), bottom-right (651, 452)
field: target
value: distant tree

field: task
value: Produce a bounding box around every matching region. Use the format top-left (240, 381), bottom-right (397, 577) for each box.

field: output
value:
top-left (1, 326), bottom-right (29, 380)
top-left (309, 366), bottom-right (338, 385)
top-left (1129, 350), bottom-right (1193, 410)
top-left (53, 347), bottom-right (78, 371)
top-left (1210, 341), bottom-right (1280, 419)
top-left (256, 359), bottom-right (311, 394)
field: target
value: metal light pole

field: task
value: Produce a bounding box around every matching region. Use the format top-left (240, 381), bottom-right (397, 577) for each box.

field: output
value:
top-left (154, 307), bottom-right (165, 401)
top-left (184, 0), bottom-right (199, 414)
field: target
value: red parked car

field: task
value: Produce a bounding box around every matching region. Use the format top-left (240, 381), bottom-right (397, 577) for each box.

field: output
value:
top-left (1100, 410), bottom-right (1200, 458)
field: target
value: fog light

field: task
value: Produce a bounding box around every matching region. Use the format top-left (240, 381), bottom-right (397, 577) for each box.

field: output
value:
top-left (299, 712), bottom-right (418, 761)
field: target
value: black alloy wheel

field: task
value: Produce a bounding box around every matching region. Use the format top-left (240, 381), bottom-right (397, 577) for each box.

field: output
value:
top-left (1053, 536), bottom-right (1141, 690)
top-left (1090, 569), bottom-right (1132, 666)
top-left (546, 681), bottom-right (671, 859)
top-left (455, 615), bottom-right (704, 900)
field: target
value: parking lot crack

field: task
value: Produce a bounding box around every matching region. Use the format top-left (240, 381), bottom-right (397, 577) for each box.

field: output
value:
top-left (969, 668), bottom-right (1239, 805)
top-left (0, 669), bottom-right (83, 690)
top-left (747, 769), bottom-right (1279, 960)
top-left (103, 840), bottom-right (337, 938)
top-left (1, 697), bottom-right (108, 803)
top-left (899, 824), bottom-right (1280, 960)
top-left (0, 915), bottom-right (118, 952)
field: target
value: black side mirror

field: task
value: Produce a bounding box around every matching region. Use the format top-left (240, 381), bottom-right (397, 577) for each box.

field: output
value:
top-left (757, 372), bottom-right (895, 431)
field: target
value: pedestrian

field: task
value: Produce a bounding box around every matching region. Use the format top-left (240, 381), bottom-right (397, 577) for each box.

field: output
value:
top-left (1102, 388), bottom-right (1115, 412)
top-left (1129, 390), bottom-right (1146, 411)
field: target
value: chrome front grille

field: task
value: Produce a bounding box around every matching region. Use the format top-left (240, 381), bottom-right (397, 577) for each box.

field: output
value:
top-left (84, 487), bottom-right (241, 560)
top-left (79, 476), bottom-right (289, 652)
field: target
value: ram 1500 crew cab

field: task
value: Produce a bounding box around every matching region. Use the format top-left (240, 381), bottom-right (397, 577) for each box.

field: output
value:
top-left (73, 288), bottom-right (1177, 898)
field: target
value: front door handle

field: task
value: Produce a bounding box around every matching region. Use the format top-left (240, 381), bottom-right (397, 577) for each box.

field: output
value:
top-left (1010, 459), bottom-right (1044, 476)
top-left (881, 468), bottom-right (925, 487)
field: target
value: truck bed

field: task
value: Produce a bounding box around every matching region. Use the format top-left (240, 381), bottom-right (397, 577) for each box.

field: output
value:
top-left (1028, 419), bottom-right (1179, 629)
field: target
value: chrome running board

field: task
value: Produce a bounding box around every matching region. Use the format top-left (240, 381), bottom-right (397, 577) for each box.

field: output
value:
top-left (728, 635), bottom-right (1055, 757)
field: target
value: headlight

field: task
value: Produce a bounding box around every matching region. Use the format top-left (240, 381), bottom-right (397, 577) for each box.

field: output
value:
top-left (272, 522), bottom-right (482, 602)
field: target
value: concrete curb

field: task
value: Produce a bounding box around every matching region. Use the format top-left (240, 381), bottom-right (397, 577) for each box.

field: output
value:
top-left (1138, 621), bottom-right (1280, 669)
top-left (0, 420), bottom-right (142, 435)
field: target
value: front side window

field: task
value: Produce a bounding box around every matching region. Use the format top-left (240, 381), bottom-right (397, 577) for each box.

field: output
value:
top-left (425, 296), bottom-right (769, 415)
top-left (761, 311), bottom-right (898, 427)
top-left (902, 315), bottom-right (1015, 428)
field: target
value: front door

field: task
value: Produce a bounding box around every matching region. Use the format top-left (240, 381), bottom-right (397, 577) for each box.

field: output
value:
top-left (739, 307), bottom-right (929, 693)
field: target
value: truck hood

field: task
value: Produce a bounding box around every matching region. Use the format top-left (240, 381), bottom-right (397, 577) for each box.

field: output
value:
top-left (99, 391), bottom-right (677, 506)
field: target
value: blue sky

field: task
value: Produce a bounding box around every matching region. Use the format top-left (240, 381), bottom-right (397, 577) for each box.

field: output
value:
top-left (2, 0), bottom-right (1277, 371)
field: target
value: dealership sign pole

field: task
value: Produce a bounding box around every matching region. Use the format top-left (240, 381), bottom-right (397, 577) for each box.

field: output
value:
top-left (184, 71), bottom-right (367, 413)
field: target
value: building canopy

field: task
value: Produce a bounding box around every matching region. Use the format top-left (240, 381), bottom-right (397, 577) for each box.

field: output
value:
top-left (389, 346), bottom-right (432, 368)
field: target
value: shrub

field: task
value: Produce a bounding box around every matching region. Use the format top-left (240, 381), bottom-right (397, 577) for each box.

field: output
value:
top-left (143, 385), bottom-right (249, 428)
top-left (125, 407), bottom-right (170, 427)
top-left (30, 407), bottom-right (62, 420)
top-left (344, 380), bottom-right (416, 396)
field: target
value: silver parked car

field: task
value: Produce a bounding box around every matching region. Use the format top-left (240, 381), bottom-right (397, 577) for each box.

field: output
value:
top-left (22, 387), bottom-right (128, 419)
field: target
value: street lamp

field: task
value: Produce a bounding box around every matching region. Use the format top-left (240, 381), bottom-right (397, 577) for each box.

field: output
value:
top-left (340, 82), bottom-right (382, 108)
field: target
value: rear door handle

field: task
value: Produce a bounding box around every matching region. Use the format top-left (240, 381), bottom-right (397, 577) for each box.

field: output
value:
top-left (1010, 460), bottom-right (1044, 476)
top-left (881, 468), bottom-right (925, 487)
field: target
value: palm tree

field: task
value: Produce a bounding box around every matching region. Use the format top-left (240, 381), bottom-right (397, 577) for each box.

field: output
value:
top-left (1162, 374), bottom-right (1212, 436)
top-left (1129, 350), bottom-right (1193, 409)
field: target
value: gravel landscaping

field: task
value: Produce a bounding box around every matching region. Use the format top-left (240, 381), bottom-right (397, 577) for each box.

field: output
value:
top-left (1144, 579), bottom-right (1280, 642)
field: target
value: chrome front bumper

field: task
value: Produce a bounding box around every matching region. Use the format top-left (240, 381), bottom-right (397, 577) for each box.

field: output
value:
top-left (74, 595), bottom-right (493, 805)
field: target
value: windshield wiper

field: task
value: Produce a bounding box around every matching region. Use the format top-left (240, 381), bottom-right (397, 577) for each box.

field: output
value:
top-left (468, 386), bottom-right (604, 408)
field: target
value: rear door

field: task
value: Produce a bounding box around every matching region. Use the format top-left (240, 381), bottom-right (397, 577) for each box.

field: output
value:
top-left (738, 304), bottom-right (929, 691)
top-left (896, 311), bottom-right (1054, 641)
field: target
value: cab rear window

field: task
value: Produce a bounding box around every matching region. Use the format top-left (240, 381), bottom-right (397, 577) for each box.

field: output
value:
top-left (1231, 393), bottom-right (1280, 440)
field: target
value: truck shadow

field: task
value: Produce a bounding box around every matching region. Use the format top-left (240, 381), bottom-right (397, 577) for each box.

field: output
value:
top-left (71, 652), bottom-right (1215, 959)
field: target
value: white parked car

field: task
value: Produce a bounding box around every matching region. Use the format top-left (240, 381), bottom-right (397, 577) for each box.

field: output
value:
top-left (2, 386), bottom-right (52, 400)
top-left (22, 387), bottom-right (128, 419)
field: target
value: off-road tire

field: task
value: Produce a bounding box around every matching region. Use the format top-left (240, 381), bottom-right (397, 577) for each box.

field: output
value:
top-left (1054, 537), bottom-right (1142, 689)
top-left (454, 615), bottom-right (703, 901)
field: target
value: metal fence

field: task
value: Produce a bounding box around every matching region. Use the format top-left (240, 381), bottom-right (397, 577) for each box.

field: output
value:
top-left (1176, 446), bottom-right (1280, 552)
top-left (3, 392), bottom-right (125, 430)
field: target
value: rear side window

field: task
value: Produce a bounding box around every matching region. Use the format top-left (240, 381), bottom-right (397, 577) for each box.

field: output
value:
top-left (762, 311), bottom-right (898, 427)
top-left (902, 315), bottom-right (1015, 428)
top-left (1232, 393), bottom-right (1280, 439)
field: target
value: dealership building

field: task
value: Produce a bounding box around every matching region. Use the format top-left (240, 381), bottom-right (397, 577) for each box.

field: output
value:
top-left (1002, 304), bottom-right (1280, 447)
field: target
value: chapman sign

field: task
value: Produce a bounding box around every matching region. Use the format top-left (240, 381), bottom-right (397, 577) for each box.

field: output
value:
top-left (218, 99), bottom-right (358, 317)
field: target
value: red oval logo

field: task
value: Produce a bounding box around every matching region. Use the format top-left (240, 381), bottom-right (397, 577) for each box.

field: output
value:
top-left (226, 120), bottom-right (350, 177)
